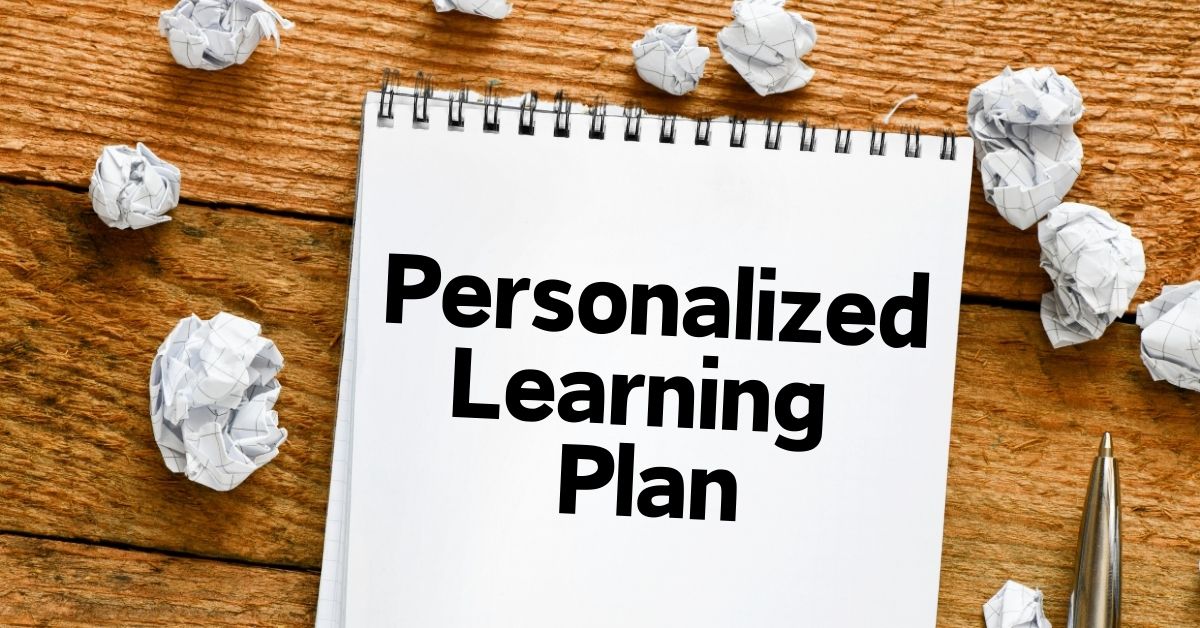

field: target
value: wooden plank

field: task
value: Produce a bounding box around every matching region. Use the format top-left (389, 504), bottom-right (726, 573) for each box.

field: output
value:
top-left (941, 305), bottom-right (1200, 626)
top-left (4, 0), bottom-right (1200, 304)
top-left (5, 181), bottom-right (1200, 623)
top-left (0, 182), bottom-right (347, 568)
top-left (0, 534), bottom-right (316, 626)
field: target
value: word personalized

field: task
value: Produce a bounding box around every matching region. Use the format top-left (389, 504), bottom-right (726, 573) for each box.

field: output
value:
top-left (385, 253), bottom-right (932, 521)
top-left (387, 254), bottom-right (930, 347)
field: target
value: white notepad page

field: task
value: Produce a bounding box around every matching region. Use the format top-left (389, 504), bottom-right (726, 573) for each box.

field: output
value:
top-left (321, 89), bottom-right (973, 627)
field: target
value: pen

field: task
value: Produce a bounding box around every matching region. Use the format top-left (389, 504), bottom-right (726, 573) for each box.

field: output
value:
top-left (1067, 432), bottom-right (1121, 628)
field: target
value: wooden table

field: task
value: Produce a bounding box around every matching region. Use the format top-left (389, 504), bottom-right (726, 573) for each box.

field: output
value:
top-left (3, 0), bottom-right (1200, 624)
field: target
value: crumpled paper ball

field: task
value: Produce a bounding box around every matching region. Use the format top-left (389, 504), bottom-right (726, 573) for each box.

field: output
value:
top-left (149, 312), bottom-right (288, 491)
top-left (432, 0), bottom-right (512, 19)
top-left (1137, 282), bottom-right (1200, 391)
top-left (632, 24), bottom-right (711, 96)
top-left (89, 143), bottom-right (181, 230)
top-left (1039, 202), bottom-right (1145, 348)
top-left (967, 66), bottom-right (1084, 230)
top-left (983, 581), bottom-right (1051, 628)
top-left (717, 0), bottom-right (817, 96)
top-left (159, 0), bottom-right (294, 71)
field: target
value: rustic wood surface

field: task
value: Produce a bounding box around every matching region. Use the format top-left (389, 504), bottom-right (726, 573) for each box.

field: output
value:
top-left (2, 0), bottom-right (1200, 625)
top-left (0, 534), bottom-right (317, 626)
top-left (5, 0), bottom-right (1200, 306)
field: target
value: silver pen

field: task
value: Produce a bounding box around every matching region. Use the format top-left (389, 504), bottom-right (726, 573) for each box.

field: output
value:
top-left (1067, 432), bottom-right (1121, 628)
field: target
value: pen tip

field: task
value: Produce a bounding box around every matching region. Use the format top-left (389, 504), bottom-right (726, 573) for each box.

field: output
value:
top-left (1099, 432), bottom-right (1113, 457)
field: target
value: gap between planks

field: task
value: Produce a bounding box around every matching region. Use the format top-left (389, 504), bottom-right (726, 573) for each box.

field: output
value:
top-left (0, 173), bottom-right (354, 227)
top-left (0, 527), bottom-right (320, 575)
top-left (0, 174), bottom-right (1146, 325)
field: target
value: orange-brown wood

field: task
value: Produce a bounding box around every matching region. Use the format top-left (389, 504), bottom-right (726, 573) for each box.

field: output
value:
top-left (4, 0), bottom-right (1200, 624)
top-left (3, 183), bottom-right (1200, 625)
top-left (3, 1), bottom-right (1200, 304)
top-left (0, 534), bottom-right (316, 626)
top-left (0, 183), bottom-right (345, 568)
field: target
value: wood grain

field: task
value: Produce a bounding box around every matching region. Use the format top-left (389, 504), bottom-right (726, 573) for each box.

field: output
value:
top-left (942, 306), bottom-right (1200, 627)
top-left (0, 534), bottom-right (316, 626)
top-left (6, 0), bottom-right (1200, 622)
top-left (0, 183), bottom-right (347, 568)
top-left (4, 182), bottom-right (1200, 624)
top-left (4, 1), bottom-right (1200, 305)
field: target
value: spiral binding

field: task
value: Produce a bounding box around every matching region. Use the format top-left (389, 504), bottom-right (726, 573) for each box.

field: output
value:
top-left (869, 127), bottom-right (886, 156)
top-left (904, 126), bottom-right (921, 158)
top-left (482, 83), bottom-right (501, 133)
top-left (448, 85), bottom-right (466, 129)
top-left (799, 121), bottom-right (816, 152)
top-left (695, 118), bottom-right (712, 146)
top-left (622, 103), bottom-right (643, 141)
top-left (834, 128), bottom-right (852, 154)
top-left (588, 98), bottom-right (607, 139)
top-left (518, 91), bottom-right (538, 135)
top-left (729, 116), bottom-right (747, 148)
top-left (765, 120), bottom-right (782, 150)
top-left (660, 114), bottom-right (676, 144)
top-left (377, 70), bottom-right (959, 160)
top-left (553, 91), bottom-right (571, 138)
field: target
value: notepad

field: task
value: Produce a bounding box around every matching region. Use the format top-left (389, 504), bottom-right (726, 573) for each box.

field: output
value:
top-left (316, 73), bottom-right (974, 627)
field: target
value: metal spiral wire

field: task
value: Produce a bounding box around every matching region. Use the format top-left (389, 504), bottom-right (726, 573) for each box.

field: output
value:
top-left (377, 69), bottom-right (959, 160)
